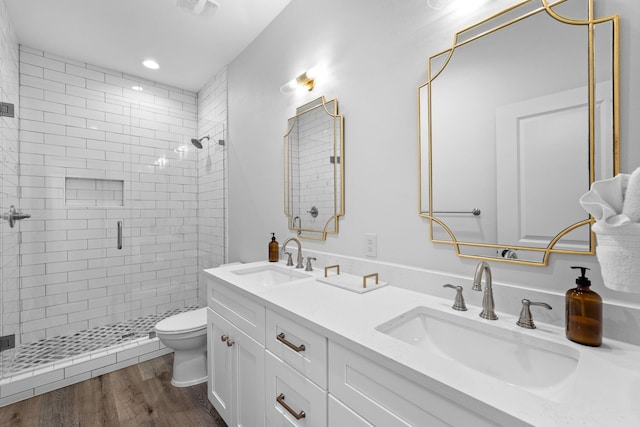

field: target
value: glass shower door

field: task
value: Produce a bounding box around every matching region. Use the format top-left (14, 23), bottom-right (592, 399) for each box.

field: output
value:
top-left (0, 46), bottom-right (21, 378)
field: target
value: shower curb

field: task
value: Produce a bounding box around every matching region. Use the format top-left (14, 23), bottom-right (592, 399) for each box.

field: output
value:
top-left (0, 336), bottom-right (173, 407)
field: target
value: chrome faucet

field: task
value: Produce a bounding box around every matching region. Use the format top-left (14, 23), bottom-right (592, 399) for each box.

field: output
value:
top-left (282, 237), bottom-right (304, 268)
top-left (472, 261), bottom-right (498, 320)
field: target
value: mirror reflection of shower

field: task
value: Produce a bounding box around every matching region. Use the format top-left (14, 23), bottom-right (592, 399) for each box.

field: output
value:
top-left (293, 216), bottom-right (302, 235)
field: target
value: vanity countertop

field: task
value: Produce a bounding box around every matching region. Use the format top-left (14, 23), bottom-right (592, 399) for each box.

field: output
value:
top-left (204, 261), bottom-right (640, 426)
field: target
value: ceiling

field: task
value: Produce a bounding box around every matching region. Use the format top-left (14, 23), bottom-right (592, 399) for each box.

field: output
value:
top-left (5, 0), bottom-right (293, 92)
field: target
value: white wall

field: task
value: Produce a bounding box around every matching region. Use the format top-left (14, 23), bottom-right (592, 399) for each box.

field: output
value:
top-left (227, 0), bottom-right (640, 314)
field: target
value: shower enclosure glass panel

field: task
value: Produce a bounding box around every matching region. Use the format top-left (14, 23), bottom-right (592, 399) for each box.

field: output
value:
top-left (7, 96), bottom-right (137, 373)
top-left (197, 119), bottom-right (226, 300)
top-left (0, 35), bottom-right (20, 378)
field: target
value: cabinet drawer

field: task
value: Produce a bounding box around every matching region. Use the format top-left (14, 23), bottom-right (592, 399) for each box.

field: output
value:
top-left (266, 351), bottom-right (327, 427)
top-left (328, 395), bottom-right (373, 427)
top-left (208, 278), bottom-right (266, 345)
top-left (266, 309), bottom-right (327, 389)
top-left (329, 341), bottom-right (501, 427)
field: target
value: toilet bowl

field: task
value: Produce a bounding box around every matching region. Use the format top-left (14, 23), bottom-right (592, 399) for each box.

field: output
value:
top-left (155, 307), bottom-right (208, 387)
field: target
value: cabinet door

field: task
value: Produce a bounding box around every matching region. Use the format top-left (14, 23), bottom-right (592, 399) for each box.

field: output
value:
top-left (208, 308), bottom-right (234, 423)
top-left (235, 327), bottom-right (265, 427)
top-left (208, 308), bottom-right (266, 427)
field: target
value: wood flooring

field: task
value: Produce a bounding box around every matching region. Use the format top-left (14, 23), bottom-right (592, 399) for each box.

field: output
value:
top-left (0, 354), bottom-right (227, 427)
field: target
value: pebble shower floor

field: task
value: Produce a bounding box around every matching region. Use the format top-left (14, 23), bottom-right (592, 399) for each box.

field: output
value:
top-left (0, 306), bottom-right (199, 378)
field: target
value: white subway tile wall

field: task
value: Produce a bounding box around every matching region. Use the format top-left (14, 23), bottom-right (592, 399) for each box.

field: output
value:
top-left (197, 66), bottom-right (227, 303)
top-left (0, 0), bottom-right (21, 377)
top-left (17, 45), bottom-right (201, 346)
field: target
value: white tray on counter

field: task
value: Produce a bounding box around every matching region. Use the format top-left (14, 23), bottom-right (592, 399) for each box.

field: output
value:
top-left (316, 272), bottom-right (388, 294)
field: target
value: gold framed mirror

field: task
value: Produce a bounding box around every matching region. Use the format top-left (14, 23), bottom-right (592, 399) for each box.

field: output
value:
top-left (284, 96), bottom-right (344, 240)
top-left (418, 0), bottom-right (619, 266)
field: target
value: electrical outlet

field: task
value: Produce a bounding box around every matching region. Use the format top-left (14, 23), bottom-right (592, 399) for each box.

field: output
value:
top-left (364, 233), bottom-right (377, 257)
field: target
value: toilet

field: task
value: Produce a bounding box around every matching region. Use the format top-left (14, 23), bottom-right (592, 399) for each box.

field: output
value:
top-left (155, 307), bottom-right (208, 387)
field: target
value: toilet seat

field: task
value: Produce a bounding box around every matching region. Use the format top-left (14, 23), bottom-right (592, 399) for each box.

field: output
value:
top-left (155, 307), bottom-right (207, 335)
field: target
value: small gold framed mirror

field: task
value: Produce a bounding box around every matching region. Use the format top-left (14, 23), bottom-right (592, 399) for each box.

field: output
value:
top-left (284, 96), bottom-right (344, 240)
top-left (418, 0), bottom-right (619, 266)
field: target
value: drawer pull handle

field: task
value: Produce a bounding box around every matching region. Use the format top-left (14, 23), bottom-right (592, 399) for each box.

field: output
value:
top-left (277, 332), bottom-right (306, 352)
top-left (276, 393), bottom-right (306, 420)
top-left (221, 335), bottom-right (228, 342)
top-left (226, 339), bottom-right (234, 347)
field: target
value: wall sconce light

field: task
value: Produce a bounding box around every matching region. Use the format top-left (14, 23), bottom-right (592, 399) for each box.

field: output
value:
top-left (280, 70), bottom-right (316, 94)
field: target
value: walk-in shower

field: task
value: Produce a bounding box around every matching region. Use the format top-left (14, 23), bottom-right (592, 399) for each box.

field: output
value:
top-left (0, 42), bottom-right (228, 404)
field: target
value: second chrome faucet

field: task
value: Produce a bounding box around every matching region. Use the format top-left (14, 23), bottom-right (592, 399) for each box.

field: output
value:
top-left (472, 261), bottom-right (498, 320)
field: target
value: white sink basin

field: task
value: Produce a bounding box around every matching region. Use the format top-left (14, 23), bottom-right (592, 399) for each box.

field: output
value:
top-left (376, 306), bottom-right (579, 390)
top-left (230, 264), bottom-right (310, 286)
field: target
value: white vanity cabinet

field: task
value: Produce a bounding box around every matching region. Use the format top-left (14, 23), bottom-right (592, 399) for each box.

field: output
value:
top-left (206, 269), bottom-right (517, 427)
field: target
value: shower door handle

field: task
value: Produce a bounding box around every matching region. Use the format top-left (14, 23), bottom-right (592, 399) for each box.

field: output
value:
top-left (117, 221), bottom-right (123, 250)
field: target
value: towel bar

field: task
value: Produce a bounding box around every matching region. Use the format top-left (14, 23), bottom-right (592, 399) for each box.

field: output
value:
top-left (430, 208), bottom-right (481, 216)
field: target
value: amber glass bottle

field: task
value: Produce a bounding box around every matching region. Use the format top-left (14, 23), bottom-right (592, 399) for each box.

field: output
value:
top-left (565, 266), bottom-right (602, 347)
top-left (268, 233), bottom-right (279, 262)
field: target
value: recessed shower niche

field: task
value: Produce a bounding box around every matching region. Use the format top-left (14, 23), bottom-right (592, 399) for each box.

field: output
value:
top-left (65, 177), bottom-right (125, 207)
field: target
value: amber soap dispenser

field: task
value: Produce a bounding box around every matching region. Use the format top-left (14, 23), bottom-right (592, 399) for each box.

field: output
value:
top-left (565, 266), bottom-right (602, 346)
top-left (268, 233), bottom-right (279, 262)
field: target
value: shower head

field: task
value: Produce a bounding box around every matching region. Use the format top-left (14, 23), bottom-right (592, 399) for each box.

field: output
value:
top-left (191, 135), bottom-right (210, 149)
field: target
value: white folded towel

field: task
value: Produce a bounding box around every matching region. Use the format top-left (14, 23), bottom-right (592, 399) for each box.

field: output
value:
top-left (593, 222), bottom-right (640, 293)
top-left (579, 173), bottom-right (630, 227)
top-left (622, 167), bottom-right (640, 223)
top-left (580, 167), bottom-right (640, 292)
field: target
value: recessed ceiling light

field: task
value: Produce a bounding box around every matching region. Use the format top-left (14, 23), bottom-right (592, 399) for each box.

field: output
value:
top-left (132, 86), bottom-right (144, 91)
top-left (143, 59), bottom-right (159, 70)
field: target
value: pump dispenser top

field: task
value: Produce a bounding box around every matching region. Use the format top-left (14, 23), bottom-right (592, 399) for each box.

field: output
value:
top-left (565, 266), bottom-right (602, 346)
top-left (573, 266), bottom-right (591, 286)
top-left (268, 233), bottom-right (279, 262)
